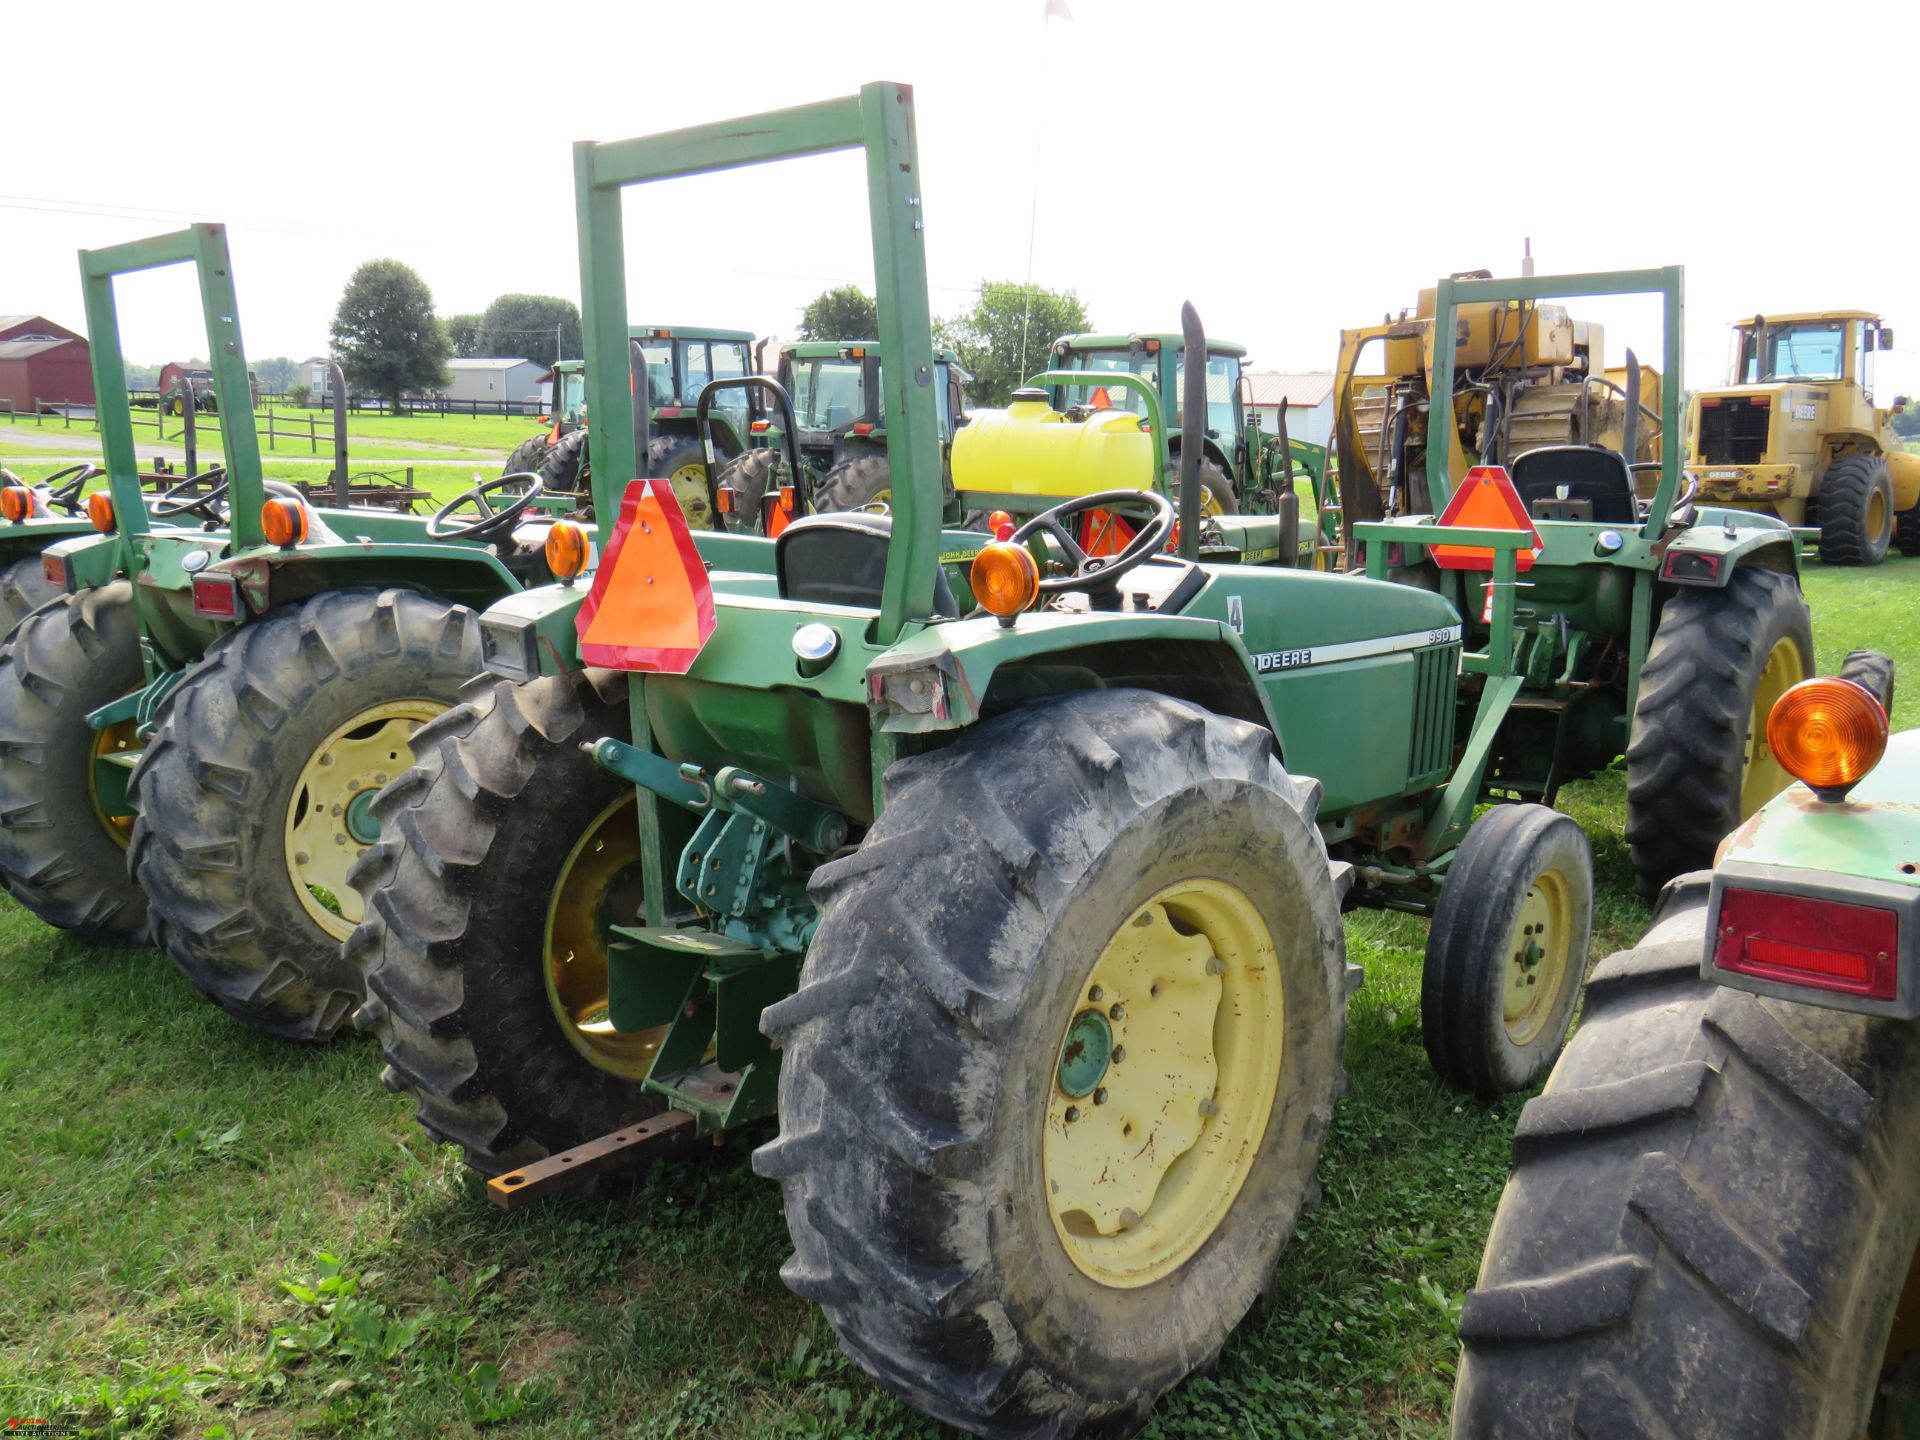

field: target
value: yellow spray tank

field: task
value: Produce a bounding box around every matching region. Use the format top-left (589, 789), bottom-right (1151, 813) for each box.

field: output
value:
top-left (952, 387), bottom-right (1159, 503)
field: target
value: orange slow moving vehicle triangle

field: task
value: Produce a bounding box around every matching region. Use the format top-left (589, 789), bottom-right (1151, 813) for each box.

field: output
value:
top-left (576, 479), bottom-right (716, 673)
top-left (1429, 464), bottom-right (1542, 572)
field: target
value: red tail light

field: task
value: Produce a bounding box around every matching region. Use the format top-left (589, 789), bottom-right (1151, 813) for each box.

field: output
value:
top-left (851, 422), bottom-right (875, 436)
top-left (41, 552), bottom-right (67, 590)
top-left (191, 572), bottom-right (240, 619)
top-left (1751, 396), bottom-right (1770, 406)
top-left (750, 419), bottom-right (771, 434)
top-left (1714, 886), bottom-right (1899, 1000)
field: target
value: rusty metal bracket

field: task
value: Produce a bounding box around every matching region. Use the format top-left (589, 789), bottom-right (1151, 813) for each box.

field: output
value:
top-left (486, 1106), bottom-right (698, 1210)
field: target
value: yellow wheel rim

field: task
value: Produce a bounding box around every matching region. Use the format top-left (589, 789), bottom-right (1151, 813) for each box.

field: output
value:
top-left (542, 792), bottom-right (665, 1079)
top-left (668, 461), bottom-right (713, 529)
top-left (283, 699), bottom-right (445, 941)
top-left (1741, 637), bottom-right (1805, 817)
top-left (1501, 868), bottom-right (1575, 1046)
top-left (1869, 487), bottom-right (1890, 542)
top-left (87, 718), bottom-right (138, 849)
top-left (858, 487), bottom-right (892, 515)
top-left (1043, 878), bottom-right (1282, 1289)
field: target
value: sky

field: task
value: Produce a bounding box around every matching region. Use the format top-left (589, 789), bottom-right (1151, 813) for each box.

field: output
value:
top-left (8, 0), bottom-right (1920, 400)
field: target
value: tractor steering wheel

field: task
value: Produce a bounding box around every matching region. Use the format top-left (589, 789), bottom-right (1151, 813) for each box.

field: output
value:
top-left (1009, 488), bottom-right (1177, 595)
top-left (41, 463), bottom-right (102, 516)
top-left (152, 468), bottom-right (231, 521)
top-left (427, 471), bottom-right (546, 542)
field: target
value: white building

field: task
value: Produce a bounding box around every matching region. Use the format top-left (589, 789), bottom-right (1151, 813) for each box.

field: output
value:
top-left (1242, 371), bottom-right (1335, 449)
top-left (439, 357), bottom-right (543, 405)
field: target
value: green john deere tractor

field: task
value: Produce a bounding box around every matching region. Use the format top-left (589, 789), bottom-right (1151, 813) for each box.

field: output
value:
top-left (501, 324), bottom-right (759, 527)
top-left (0, 462), bottom-right (112, 632)
top-left (0, 222), bottom-right (579, 1040)
top-left (342, 83), bottom-right (1817, 1436)
top-left (723, 339), bottom-right (968, 518)
top-left (1452, 655), bottom-right (1920, 1440)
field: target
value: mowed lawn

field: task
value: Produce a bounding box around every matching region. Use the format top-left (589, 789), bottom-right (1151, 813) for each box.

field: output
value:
top-left (0, 559), bottom-right (1915, 1439)
top-left (0, 411), bottom-right (545, 468)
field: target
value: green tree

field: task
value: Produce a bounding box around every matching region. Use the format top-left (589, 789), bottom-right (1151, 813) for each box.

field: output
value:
top-left (446, 313), bottom-right (485, 358)
top-left (253, 356), bottom-right (296, 392)
top-left (798, 285), bottom-right (878, 341)
top-left (1892, 404), bottom-right (1920, 439)
top-left (942, 280), bottom-right (1091, 406)
top-left (329, 259), bottom-right (453, 408)
top-left (477, 294), bottom-right (581, 370)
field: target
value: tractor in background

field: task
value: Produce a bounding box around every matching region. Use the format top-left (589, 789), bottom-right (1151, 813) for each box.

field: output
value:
top-left (0, 462), bottom-right (108, 632)
top-left (1328, 273), bottom-right (1662, 567)
top-left (1684, 310), bottom-right (1920, 565)
top-left (0, 221), bottom-right (578, 1045)
top-left (713, 338), bottom-right (970, 522)
top-left (500, 324), bottom-right (759, 526)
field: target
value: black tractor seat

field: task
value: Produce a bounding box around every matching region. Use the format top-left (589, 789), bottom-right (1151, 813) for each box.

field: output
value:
top-left (775, 511), bottom-right (958, 616)
top-left (1510, 444), bottom-right (1638, 525)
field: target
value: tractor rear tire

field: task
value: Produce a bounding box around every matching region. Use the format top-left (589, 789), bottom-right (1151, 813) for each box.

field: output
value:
top-left (1817, 453), bottom-right (1895, 566)
top-left (1421, 803), bottom-right (1592, 1095)
top-left (1896, 503), bottom-right (1920, 558)
top-left (1450, 876), bottom-right (1920, 1440)
top-left (500, 433), bottom-right (551, 485)
top-left (816, 451), bottom-right (891, 513)
top-left (127, 588), bottom-right (481, 1041)
top-left (1624, 566), bottom-right (1812, 896)
top-left (757, 689), bottom-right (1349, 1438)
top-left (0, 582), bottom-right (146, 939)
top-left (0, 553), bottom-right (58, 638)
top-left (538, 428), bottom-right (590, 499)
top-left (1168, 456), bottom-right (1239, 515)
top-left (715, 448), bottom-right (780, 531)
top-left (346, 669), bottom-right (662, 1174)
top-left (648, 435), bottom-right (715, 530)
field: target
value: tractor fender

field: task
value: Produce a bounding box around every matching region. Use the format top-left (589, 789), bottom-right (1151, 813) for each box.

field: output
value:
top-left (870, 616), bottom-right (1276, 743)
top-left (226, 541), bottom-right (524, 618)
top-left (1658, 509), bottom-right (1802, 589)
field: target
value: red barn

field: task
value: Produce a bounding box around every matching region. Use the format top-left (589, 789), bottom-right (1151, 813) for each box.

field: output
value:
top-left (0, 316), bottom-right (93, 413)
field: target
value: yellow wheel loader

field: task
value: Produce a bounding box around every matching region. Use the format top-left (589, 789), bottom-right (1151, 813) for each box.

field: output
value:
top-left (1685, 310), bottom-right (1920, 565)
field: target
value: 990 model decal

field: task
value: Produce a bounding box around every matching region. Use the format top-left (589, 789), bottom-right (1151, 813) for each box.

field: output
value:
top-left (1251, 625), bottom-right (1462, 674)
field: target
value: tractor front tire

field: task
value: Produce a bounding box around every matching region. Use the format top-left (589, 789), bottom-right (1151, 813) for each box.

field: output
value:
top-left (1818, 453), bottom-right (1895, 566)
top-left (346, 669), bottom-right (662, 1174)
top-left (1624, 566), bottom-right (1812, 895)
top-left (0, 582), bottom-right (146, 938)
top-left (0, 552), bottom-right (59, 638)
top-left (127, 588), bottom-right (481, 1040)
top-left (1450, 877), bottom-right (1920, 1440)
top-left (816, 452), bottom-right (891, 512)
top-left (758, 689), bottom-right (1350, 1437)
top-left (1421, 803), bottom-right (1592, 1095)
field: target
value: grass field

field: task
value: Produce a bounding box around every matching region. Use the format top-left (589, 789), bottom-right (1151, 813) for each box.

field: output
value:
top-left (0, 559), bottom-right (1915, 1438)
top-left (0, 411), bottom-right (543, 467)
